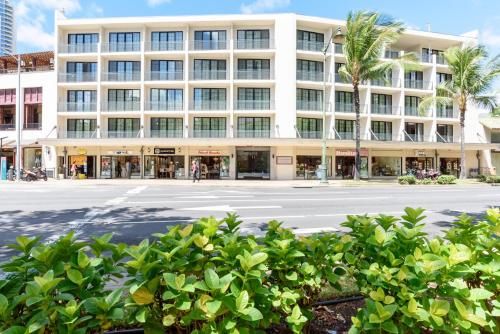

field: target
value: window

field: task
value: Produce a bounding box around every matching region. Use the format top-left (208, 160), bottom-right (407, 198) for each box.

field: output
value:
top-left (193, 88), bottom-right (226, 110)
top-left (297, 117), bottom-right (322, 139)
top-left (436, 72), bottom-right (452, 84)
top-left (150, 88), bottom-right (183, 110)
top-left (237, 117), bottom-right (270, 137)
top-left (405, 71), bottom-right (424, 89)
top-left (372, 69), bottom-right (393, 87)
top-left (335, 119), bottom-right (354, 139)
top-left (66, 62), bottom-right (97, 73)
top-left (335, 91), bottom-right (353, 112)
top-left (193, 59), bottom-right (226, 80)
top-left (193, 117), bottom-right (226, 137)
top-left (107, 89), bottom-right (140, 111)
top-left (108, 61), bottom-right (140, 81)
top-left (405, 122), bottom-right (424, 141)
top-left (67, 33), bottom-right (98, 53)
top-left (150, 60), bottom-right (183, 80)
top-left (491, 131), bottom-right (500, 144)
top-left (67, 90), bottom-right (96, 111)
top-left (372, 94), bottom-right (393, 114)
top-left (422, 48), bottom-right (445, 63)
top-left (334, 63), bottom-right (348, 83)
top-left (405, 96), bottom-right (421, 115)
top-left (296, 88), bottom-right (322, 110)
top-left (371, 121), bottom-right (392, 141)
top-left (108, 32), bottom-right (140, 51)
top-left (151, 31), bottom-right (183, 51)
top-left (237, 88), bottom-right (270, 110)
top-left (107, 118), bottom-right (140, 136)
top-left (67, 119), bottom-right (96, 132)
top-left (193, 30), bottom-right (227, 50)
top-left (236, 30), bottom-right (270, 49)
top-left (150, 118), bottom-right (183, 137)
top-left (237, 59), bottom-right (270, 79)
top-left (437, 124), bottom-right (453, 142)
top-left (297, 30), bottom-right (324, 51)
top-left (297, 59), bottom-right (323, 81)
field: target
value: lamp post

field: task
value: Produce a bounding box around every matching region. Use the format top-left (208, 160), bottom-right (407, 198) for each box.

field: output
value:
top-left (6, 53), bottom-right (22, 181)
top-left (319, 27), bottom-right (343, 184)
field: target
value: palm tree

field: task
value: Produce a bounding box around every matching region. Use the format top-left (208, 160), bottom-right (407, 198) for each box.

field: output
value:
top-left (419, 46), bottom-right (500, 179)
top-left (338, 11), bottom-right (405, 180)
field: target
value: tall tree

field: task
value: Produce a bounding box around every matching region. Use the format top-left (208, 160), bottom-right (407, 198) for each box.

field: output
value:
top-left (420, 46), bottom-right (500, 179)
top-left (338, 11), bottom-right (405, 180)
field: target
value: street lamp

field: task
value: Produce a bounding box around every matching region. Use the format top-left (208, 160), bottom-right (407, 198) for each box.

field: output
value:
top-left (319, 27), bottom-right (343, 184)
top-left (6, 53), bottom-right (22, 181)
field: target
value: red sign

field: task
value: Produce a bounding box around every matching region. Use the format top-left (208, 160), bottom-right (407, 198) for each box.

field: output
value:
top-left (336, 149), bottom-right (369, 157)
top-left (198, 150), bottom-right (221, 155)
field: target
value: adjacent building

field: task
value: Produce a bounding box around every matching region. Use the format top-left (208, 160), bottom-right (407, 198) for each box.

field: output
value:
top-left (0, 0), bottom-right (14, 56)
top-left (18, 12), bottom-right (500, 179)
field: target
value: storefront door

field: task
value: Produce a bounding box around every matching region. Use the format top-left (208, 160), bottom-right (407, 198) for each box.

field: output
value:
top-left (336, 157), bottom-right (355, 179)
top-left (190, 156), bottom-right (230, 179)
top-left (236, 149), bottom-right (270, 180)
top-left (101, 156), bottom-right (141, 179)
top-left (68, 155), bottom-right (96, 179)
top-left (144, 155), bottom-right (185, 179)
top-left (440, 158), bottom-right (460, 177)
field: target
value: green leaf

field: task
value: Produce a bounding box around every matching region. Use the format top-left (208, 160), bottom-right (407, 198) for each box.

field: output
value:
top-left (105, 289), bottom-right (122, 307)
top-left (236, 290), bottom-right (249, 312)
top-left (374, 226), bottom-right (386, 244)
top-left (469, 288), bottom-right (494, 301)
top-left (205, 268), bottom-right (220, 290)
top-left (285, 272), bottom-right (298, 281)
top-left (2, 326), bottom-right (26, 334)
top-left (136, 309), bottom-right (146, 323)
top-left (249, 252), bottom-right (268, 268)
top-left (381, 321), bottom-right (398, 333)
top-left (430, 300), bottom-right (450, 317)
top-left (408, 298), bottom-right (418, 314)
top-left (206, 300), bottom-right (222, 314)
top-left (369, 288), bottom-right (385, 302)
top-left (0, 293), bottom-right (8, 314)
top-left (132, 287), bottom-right (154, 305)
top-left (67, 269), bottom-right (84, 286)
top-left (448, 244), bottom-right (471, 266)
top-left (241, 307), bottom-right (263, 322)
top-left (77, 251), bottom-right (90, 268)
top-left (162, 314), bottom-right (175, 327)
top-left (178, 224), bottom-right (193, 238)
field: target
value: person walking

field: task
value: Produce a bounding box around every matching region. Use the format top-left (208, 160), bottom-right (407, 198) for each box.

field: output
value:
top-left (192, 160), bottom-right (200, 183)
top-left (70, 162), bottom-right (77, 180)
top-left (116, 161), bottom-right (122, 178)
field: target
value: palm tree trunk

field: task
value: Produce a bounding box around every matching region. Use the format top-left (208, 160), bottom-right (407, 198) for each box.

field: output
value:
top-left (459, 108), bottom-right (466, 179)
top-left (353, 83), bottom-right (361, 181)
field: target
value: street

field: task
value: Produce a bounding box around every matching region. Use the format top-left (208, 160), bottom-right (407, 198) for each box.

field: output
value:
top-left (0, 181), bottom-right (498, 263)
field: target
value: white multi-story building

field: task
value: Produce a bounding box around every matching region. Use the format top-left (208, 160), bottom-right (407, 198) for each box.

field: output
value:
top-left (38, 12), bottom-right (499, 180)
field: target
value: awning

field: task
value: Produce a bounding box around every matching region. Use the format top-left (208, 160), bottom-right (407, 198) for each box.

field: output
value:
top-left (479, 117), bottom-right (500, 130)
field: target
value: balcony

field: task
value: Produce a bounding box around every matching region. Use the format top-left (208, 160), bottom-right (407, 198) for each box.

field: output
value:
top-left (102, 101), bottom-right (141, 112)
top-left (404, 133), bottom-right (424, 142)
top-left (384, 50), bottom-right (400, 59)
top-left (191, 70), bottom-right (228, 80)
top-left (61, 130), bottom-right (97, 139)
top-left (59, 102), bottom-right (97, 112)
top-left (404, 106), bottom-right (431, 117)
top-left (404, 80), bottom-right (431, 90)
top-left (235, 100), bottom-right (272, 110)
top-left (420, 53), bottom-right (432, 63)
top-left (236, 129), bottom-right (271, 138)
top-left (371, 78), bottom-right (400, 88)
top-left (437, 134), bottom-right (454, 143)
top-left (103, 72), bottom-right (141, 82)
top-left (436, 54), bottom-right (447, 65)
top-left (436, 107), bottom-right (456, 118)
top-left (23, 123), bottom-right (42, 130)
top-left (0, 123), bottom-right (15, 131)
top-left (193, 130), bottom-right (227, 138)
top-left (296, 100), bottom-right (322, 111)
top-left (146, 71), bottom-right (183, 81)
top-left (371, 105), bottom-right (400, 116)
top-left (334, 43), bottom-right (344, 54)
top-left (297, 70), bottom-right (324, 82)
top-left (334, 73), bottom-right (350, 84)
top-left (297, 40), bottom-right (324, 52)
top-left (146, 101), bottom-right (183, 112)
top-left (335, 131), bottom-right (354, 140)
top-left (146, 41), bottom-right (184, 52)
top-left (371, 132), bottom-right (393, 141)
top-left (192, 100), bottom-right (227, 111)
top-left (235, 69), bottom-right (271, 80)
top-left (336, 103), bottom-right (355, 113)
top-left (150, 129), bottom-right (183, 138)
top-left (59, 43), bottom-right (98, 54)
top-left (102, 42), bottom-right (141, 53)
top-left (236, 39), bottom-right (272, 50)
top-left (190, 40), bottom-right (228, 51)
top-left (102, 130), bottom-right (141, 138)
top-left (59, 72), bottom-right (97, 83)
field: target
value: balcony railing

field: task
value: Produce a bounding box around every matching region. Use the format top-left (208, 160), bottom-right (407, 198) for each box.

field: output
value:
top-left (192, 100), bottom-right (227, 111)
top-left (384, 50), bottom-right (400, 59)
top-left (235, 100), bottom-right (272, 110)
top-left (146, 41), bottom-right (184, 52)
top-left (146, 101), bottom-right (184, 111)
top-left (436, 54), bottom-right (447, 65)
top-left (334, 73), bottom-right (350, 84)
top-left (404, 80), bottom-right (431, 90)
top-left (235, 69), bottom-right (271, 80)
top-left (371, 78), bottom-right (400, 88)
top-left (191, 70), bottom-right (228, 80)
top-left (103, 72), bottom-right (141, 82)
top-left (0, 123), bottom-right (15, 131)
top-left (150, 129), bottom-right (184, 138)
top-left (335, 103), bottom-right (355, 113)
top-left (59, 102), bottom-right (97, 112)
top-left (61, 130), bottom-right (97, 139)
top-left (296, 100), bottom-right (322, 111)
top-left (297, 40), bottom-right (324, 52)
top-left (436, 107), bottom-right (457, 118)
top-left (371, 132), bottom-right (393, 141)
top-left (420, 53), bottom-right (432, 63)
top-left (437, 134), bottom-right (454, 143)
top-left (102, 42), bottom-right (141, 53)
top-left (146, 71), bottom-right (183, 81)
top-left (190, 40), bottom-right (228, 51)
top-left (297, 70), bottom-right (324, 82)
top-left (404, 133), bottom-right (425, 142)
top-left (59, 72), bottom-right (97, 83)
top-left (236, 39), bottom-right (272, 49)
top-left (371, 105), bottom-right (400, 115)
top-left (102, 101), bottom-right (141, 112)
top-left (236, 129), bottom-right (271, 138)
top-left (404, 106), bottom-right (431, 117)
top-left (59, 43), bottom-right (98, 54)
top-left (334, 43), bottom-right (344, 54)
top-left (102, 130), bottom-right (141, 138)
top-left (335, 131), bottom-right (354, 140)
top-left (23, 123), bottom-right (42, 130)
top-left (193, 130), bottom-right (227, 138)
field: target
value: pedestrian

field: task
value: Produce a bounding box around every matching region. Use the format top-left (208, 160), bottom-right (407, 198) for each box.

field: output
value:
top-left (192, 160), bottom-right (200, 183)
top-left (71, 162), bottom-right (77, 180)
top-left (116, 161), bottom-right (122, 178)
top-left (126, 160), bottom-right (131, 179)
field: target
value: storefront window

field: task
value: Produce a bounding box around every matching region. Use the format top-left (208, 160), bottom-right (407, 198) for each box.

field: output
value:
top-left (406, 157), bottom-right (433, 172)
top-left (190, 156), bottom-right (230, 178)
top-left (68, 155), bottom-right (96, 178)
top-left (144, 155), bottom-right (185, 179)
top-left (101, 156), bottom-right (141, 178)
top-left (372, 157), bottom-right (401, 177)
top-left (23, 148), bottom-right (42, 169)
top-left (237, 149), bottom-right (270, 179)
top-left (440, 158), bottom-right (460, 177)
top-left (296, 156), bottom-right (332, 179)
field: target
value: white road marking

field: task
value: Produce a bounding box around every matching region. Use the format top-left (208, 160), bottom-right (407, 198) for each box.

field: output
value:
top-left (241, 215), bottom-right (306, 220)
top-left (126, 186), bottom-right (148, 195)
top-left (176, 195), bottom-right (254, 199)
top-left (127, 196), bottom-right (390, 204)
top-left (104, 197), bottom-right (127, 206)
top-left (180, 205), bottom-right (282, 212)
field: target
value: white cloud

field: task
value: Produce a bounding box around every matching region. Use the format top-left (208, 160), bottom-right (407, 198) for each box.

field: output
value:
top-left (240, 0), bottom-right (290, 14)
top-left (16, 13), bottom-right (54, 49)
top-left (481, 28), bottom-right (500, 47)
top-left (18, 0), bottom-right (81, 14)
top-left (146, 0), bottom-right (172, 7)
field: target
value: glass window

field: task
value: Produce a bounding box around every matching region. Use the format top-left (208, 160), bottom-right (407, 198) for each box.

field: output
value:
top-left (68, 33), bottom-right (98, 44)
top-left (67, 119), bottom-right (96, 132)
top-left (372, 157), bottom-right (401, 176)
top-left (371, 121), bottom-right (392, 140)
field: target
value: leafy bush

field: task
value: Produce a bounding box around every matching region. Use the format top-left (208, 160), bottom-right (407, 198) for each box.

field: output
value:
top-left (416, 178), bottom-right (434, 185)
top-left (437, 175), bottom-right (457, 184)
top-left (485, 175), bottom-right (500, 183)
top-left (478, 174), bottom-right (487, 182)
top-left (398, 175), bottom-right (416, 185)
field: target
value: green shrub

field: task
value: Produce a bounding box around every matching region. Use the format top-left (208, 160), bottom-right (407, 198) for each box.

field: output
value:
top-left (398, 175), bottom-right (416, 185)
top-left (437, 175), bottom-right (457, 184)
top-left (416, 178), bottom-right (434, 185)
top-left (485, 175), bottom-right (500, 183)
top-left (478, 174), bottom-right (487, 182)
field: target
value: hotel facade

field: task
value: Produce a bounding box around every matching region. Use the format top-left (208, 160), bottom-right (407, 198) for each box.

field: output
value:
top-left (6, 13), bottom-right (500, 180)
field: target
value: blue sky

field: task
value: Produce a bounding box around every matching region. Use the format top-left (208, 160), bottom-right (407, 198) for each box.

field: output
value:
top-left (13, 0), bottom-right (500, 58)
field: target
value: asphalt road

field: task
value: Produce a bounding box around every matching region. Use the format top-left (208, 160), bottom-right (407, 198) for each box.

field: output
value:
top-left (0, 181), bottom-right (498, 263)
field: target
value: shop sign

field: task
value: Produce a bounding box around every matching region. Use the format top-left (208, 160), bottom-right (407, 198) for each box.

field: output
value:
top-left (154, 147), bottom-right (175, 155)
top-left (336, 149), bottom-right (369, 157)
top-left (199, 150), bottom-right (221, 155)
top-left (276, 156), bottom-right (293, 165)
top-left (415, 150), bottom-right (426, 157)
top-left (77, 148), bottom-right (87, 155)
top-left (110, 150), bottom-right (129, 155)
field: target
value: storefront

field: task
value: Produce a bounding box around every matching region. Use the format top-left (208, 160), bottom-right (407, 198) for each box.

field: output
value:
top-left (144, 147), bottom-right (185, 179)
top-left (371, 156), bottom-right (402, 177)
top-left (190, 150), bottom-right (230, 179)
top-left (68, 152), bottom-right (96, 179)
top-left (296, 155), bottom-right (332, 179)
top-left (335, 149), bottom-right (368, 179)
top-left (236, 147), bottom-right (270, 180)
top-left (440, 158), bottom-right (460, 177)
top-left (101, 151), bottom-right (141, 179)
top-left (406, 156), bottom-right (434, 173)
top-left (23, 147), bottom-right (42, 169)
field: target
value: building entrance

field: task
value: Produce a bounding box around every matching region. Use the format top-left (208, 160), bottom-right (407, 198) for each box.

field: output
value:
top-left (236, 148), bottom-right (270, 180)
